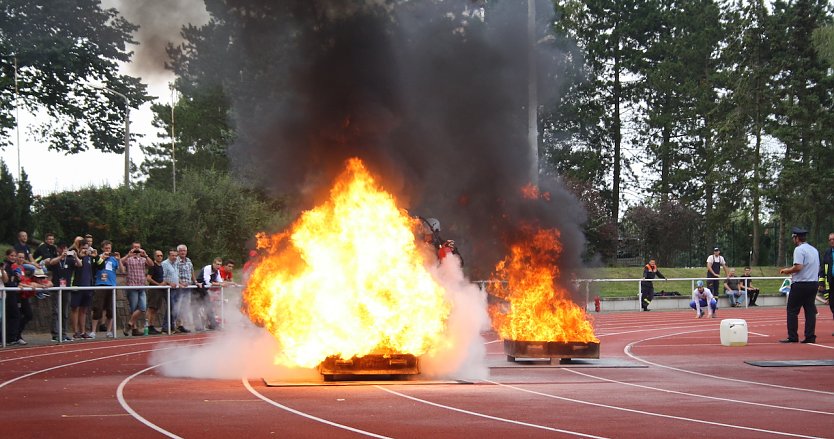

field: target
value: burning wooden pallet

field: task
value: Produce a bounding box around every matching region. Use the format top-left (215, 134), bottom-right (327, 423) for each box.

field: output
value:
top-left (504, 339), bottom-right (600, 365)
top-left (319, 353), bottom-right (419, 379)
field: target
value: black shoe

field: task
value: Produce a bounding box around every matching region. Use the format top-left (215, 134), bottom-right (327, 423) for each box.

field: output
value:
top-left (749, 303), bottom-right (758, 306)
top-left (800, 338), bottom-right (816, 344)
top-left (147, 326), bottom-right (162, 335)
top-left (176, 326), bottom-right (191, 334)
top-left (778, 338), bottom-right (798, 343)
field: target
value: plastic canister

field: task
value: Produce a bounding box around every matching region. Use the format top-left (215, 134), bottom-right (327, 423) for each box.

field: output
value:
top-left (720, 319), bottom-right (748, 346)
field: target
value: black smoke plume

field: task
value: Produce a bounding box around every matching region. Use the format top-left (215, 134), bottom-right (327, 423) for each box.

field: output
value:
top-left (215, 0), bottom-right (586, 282)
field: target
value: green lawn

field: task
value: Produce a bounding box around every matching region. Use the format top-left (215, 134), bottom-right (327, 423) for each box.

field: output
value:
top-left (578, 266), bottom-right (788, 298)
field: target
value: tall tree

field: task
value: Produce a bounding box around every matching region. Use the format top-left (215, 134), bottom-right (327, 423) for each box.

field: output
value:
top-left (15, 168), bottom-right (32, 234)
top-left (720, 0), bottom-right (776, 265)
top-left (0, 0), bottom-right (150, 154)
top-left (0, 159), bottom-right (18, 243)
top-left (767, 0), bottom-right (834, 261)
top-left (552, 0), bottom-right (657, 222)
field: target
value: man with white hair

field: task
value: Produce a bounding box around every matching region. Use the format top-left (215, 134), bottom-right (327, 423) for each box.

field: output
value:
top-left (173, 244), bottom-right (196, 333)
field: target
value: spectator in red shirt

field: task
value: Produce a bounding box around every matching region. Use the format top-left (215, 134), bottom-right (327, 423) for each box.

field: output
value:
top-left (120, 242), bottom-right (153, 336)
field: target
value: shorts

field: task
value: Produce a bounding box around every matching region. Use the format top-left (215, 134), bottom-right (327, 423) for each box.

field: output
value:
top-left (70, 290), bottom-right (93, 308)
top-left (92, 290), bottom-right (114, 320)
top-left (127, 289), bottom-right (147, 313)
top-left (147, 288), bottom-right (168, 310)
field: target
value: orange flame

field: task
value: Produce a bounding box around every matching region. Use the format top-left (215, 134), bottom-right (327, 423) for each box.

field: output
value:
top-left (488, 224), bottom-right (597, 343)
top-left (243, 158), bottom-right (451, 368)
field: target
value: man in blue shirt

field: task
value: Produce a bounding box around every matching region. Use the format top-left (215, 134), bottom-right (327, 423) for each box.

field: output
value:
top-left (779, 227), bottom-right (820, 344)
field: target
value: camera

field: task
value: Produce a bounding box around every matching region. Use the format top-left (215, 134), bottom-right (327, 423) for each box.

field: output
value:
top-left (133, 249), bottom-right (141, 254)
top-left (66, 250), bottom-right (76, 256)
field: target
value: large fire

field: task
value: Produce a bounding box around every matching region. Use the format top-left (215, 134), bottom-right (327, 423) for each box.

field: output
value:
top-left (488, 187), bottom-right (598, 343)
top-left (243, 158), bottom-right (451, 368)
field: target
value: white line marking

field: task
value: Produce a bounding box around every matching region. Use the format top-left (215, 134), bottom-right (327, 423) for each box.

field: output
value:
top-left (0, 345), bottom-right (181, 389)
top-left (484, 379), bottom-right (823, 439)
top-left (117, 362), bottom-right (184, 439)
top-left (242, 378), bottom-right (391, 438)
top-left (0, 336), bottom-right (210, 364)
top-left (749, 331), bottom-right (769, 337)
top-left (562, 368), bottom-right (834, 416)
top-left (61, 414), bottom-right (130, 418)
top-left (374, 385), bottom-right (609, 439)
top-left (624, 329), bottom-right (834, 396)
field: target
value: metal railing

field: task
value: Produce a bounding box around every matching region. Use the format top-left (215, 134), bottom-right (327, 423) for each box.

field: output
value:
top-left (1, 284), bottom-right (237, 348)
top-left (476, 276), bottom-right (791, 311)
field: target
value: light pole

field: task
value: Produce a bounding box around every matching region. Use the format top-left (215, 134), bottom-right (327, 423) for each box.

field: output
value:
top-left (96, 86), bottom-right (130, 187)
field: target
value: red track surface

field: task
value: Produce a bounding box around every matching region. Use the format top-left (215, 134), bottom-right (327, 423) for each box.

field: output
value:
top-left (1, 306), bottom-right (833, 438)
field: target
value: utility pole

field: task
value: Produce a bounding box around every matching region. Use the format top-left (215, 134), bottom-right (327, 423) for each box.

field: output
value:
top-left (528, 0), bottom-right (538, 186)
top-left (170, 84), bottom-right (177, 193)
top-left (96, 86), bottom-right (130, 187)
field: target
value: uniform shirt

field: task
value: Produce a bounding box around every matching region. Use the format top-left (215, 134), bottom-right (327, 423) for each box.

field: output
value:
top-left (792, 242), bottom-right (820, 282)
top-left (34, 243), bottom-right (57, 265)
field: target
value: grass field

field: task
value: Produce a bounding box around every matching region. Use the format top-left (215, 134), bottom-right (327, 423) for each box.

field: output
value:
top-left (579, 266), bottom-right (788, 298)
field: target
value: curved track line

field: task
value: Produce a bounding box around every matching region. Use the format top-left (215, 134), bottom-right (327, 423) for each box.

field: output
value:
top-left (483, 379), bottom-right (822, 439)
top-left (561, 368), bottom-right (834, 416)
top-left (242, 378), bottom-right (391, 439)
top-left (624, 328), bottom-right (834, 396)
top-left (0, 345), bottom-right (183, 389)
top-left (0, 336), bottom-right (210, 364)
top-left (374, 385), bottom-right (608, 439)
top-left (117, 362), bottom-right (183, 439)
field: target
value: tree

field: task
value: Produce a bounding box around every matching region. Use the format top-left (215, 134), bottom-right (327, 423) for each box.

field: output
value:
top-left (142, 83), bottom-right (234, 191)
top-left (0, 0), bottom-right (150, 154)
top-left (552, 0), bottom-right (658, 223)
top-left (767, 0), bottom-right (834, 261)
top-left (15, 168), bottom-right (33, 234)
top-left (720, 0), bottom-right (776, 265)
top-left (0, 159), bottom-right (17, 243)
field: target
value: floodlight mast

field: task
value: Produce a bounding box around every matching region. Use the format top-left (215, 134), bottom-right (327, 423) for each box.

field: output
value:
top-left (96, 86), bottom-right (130, 187)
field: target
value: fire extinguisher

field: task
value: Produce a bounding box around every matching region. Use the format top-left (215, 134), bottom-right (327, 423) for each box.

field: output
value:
top-left (594, 296), bottom-right (601, 312)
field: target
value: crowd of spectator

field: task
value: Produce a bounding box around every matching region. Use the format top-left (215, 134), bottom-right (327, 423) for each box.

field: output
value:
top-left (2, 231), bottom-right (238, 346)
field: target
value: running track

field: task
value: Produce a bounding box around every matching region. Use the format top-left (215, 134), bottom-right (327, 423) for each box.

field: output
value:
top-left (1, 306), bottom-right (832, 438)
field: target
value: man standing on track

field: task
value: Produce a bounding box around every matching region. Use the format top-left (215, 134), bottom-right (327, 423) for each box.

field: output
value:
top-left (818, 232), bottom-right (834, 330)
top-left (779, 227), bottom-right (819, 344)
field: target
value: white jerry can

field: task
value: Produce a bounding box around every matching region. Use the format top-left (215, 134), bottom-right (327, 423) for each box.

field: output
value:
top-left (720, 319), bottom-right (748, 347)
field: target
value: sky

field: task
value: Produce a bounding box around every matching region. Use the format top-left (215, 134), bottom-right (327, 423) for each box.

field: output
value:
top-left (0, 0), bottom-right (209, 195)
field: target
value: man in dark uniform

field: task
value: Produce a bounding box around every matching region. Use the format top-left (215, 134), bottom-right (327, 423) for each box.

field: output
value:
top-left (640, 259), bottom-right (666, 311)
top-left (819, 232), bottom-right (834, 333)
top-left (779, 227), bottom-right (819, 343)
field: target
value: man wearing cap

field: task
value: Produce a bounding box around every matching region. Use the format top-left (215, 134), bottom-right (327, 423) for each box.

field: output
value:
top-left (690, 280), bottom-right (717, 318)
top-left (779, 227), bottom-right (819, 343)
top-left (706, 247), bottom-right (727, 296)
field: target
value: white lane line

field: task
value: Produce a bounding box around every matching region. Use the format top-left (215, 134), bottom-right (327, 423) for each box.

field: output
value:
top-left (62, 414), bottom-right (130, 418)
top-left (0, 336), bottom-right (210, 363)
top-left (484, 379), bottom-right (823, 439)
top-left (625, 329), bottom-right (834, 396)
top-left (0, 345), bottom-right (181, 389)
top-left (242, 378), bottom-right (392, 439)
top-left (374, 385), bottom-right (608, 439)
top-left (562, 368), bottom-right (834, 416)
top-left (749, 331), bottom-right (770, 337)
top-left (116, 362), bottom-right (183, 439)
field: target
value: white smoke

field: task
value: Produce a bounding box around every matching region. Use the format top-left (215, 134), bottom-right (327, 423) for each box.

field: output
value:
top-left (418, 255), bottom-right (491, 381)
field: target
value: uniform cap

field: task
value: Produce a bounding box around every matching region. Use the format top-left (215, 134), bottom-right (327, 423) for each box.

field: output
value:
top-left (790, 226), bottom-right (808, 236)
top-left (696, 280), bottom-right (704, 287)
